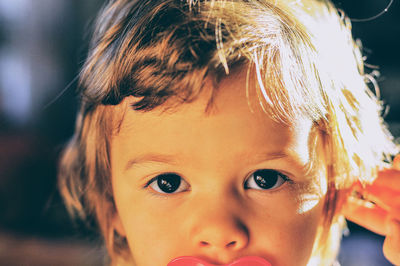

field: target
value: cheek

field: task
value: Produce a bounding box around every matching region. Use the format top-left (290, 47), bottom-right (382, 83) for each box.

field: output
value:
top-left (249, 190), bottom-right (325, 266)
top-left (114, 191), bottom-right (185, 266)
top-left (274, 174), bottom-right (328, 263)
top-left (284, 197), bottom-right (324, 262)
top-left (282, 182), bottom-right (326, 264)
top-left (284, 204), bottom-right (324, 266)
top-left (125, 215), bottom-right (175, 266)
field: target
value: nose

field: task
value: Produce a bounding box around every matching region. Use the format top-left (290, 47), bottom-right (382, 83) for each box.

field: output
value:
top-left (191, 203), bottom-right (249, 253)
top-left (196, 222), bottom-right (248, 251)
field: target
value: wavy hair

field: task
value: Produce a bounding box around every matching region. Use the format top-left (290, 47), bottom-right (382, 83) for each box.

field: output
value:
top-left (58, 0), bottom-right (399, 264)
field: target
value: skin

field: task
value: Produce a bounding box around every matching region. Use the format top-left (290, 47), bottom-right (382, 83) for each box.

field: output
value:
top-left (110, 70), bottom-right (329, 266)
top-left (342, 155), bottom-right (400, 265)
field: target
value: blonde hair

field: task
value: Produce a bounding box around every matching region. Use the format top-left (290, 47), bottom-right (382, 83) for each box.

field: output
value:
top-left (58, 0), bottom-right (399, 265)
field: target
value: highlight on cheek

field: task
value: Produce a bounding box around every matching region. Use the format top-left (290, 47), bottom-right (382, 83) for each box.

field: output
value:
top-left (297, 193), bottom-right (323, 214)
top-left (295, 173), bottom-right (327, 214)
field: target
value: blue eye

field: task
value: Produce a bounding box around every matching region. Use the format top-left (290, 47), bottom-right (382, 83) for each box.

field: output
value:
top-left (245, 169), bottom-right (288, 190)
top-left (147, 173), bottom-right (189, 194)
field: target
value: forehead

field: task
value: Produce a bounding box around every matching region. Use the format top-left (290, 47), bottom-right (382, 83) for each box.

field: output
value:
top-left (111, 70), bottom-right (314, 168)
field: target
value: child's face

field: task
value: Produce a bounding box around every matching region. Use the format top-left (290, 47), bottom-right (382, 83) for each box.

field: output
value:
top-left (111, 70), bottom-right (328, 266)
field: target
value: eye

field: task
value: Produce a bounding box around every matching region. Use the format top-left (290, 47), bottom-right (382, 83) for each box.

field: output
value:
top-left (244, 169), bottom-right (289, 190)
top-left (147, 173), bottom-right (189, 194)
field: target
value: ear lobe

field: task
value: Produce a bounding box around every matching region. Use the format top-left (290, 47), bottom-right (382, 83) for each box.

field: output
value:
top-left (112, 212), bottom-right (126, 237)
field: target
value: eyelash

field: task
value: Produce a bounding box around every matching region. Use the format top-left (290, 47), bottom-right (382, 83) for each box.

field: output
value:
top-left (143, 173), bottom-right (190, 195)
top-left (143, 169), bottom-right (292, 195)
top-left (244, 169), bottom-right (292, 191)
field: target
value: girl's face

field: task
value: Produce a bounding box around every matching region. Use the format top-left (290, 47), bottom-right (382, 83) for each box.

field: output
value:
top-left (111, 71), bottom-right (328, 266)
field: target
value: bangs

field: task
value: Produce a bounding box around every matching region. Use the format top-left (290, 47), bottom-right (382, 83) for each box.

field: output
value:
top-left (80, 0), bottom-right (329, 124)
top-left (178, 0), bottom-right (331, 127)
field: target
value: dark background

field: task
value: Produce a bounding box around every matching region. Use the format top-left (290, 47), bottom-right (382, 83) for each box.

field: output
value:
top-left (0, 0), bottom-right (398, 265)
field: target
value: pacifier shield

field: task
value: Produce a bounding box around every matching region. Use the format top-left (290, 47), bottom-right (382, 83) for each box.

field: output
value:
top-left (167, 256), bottom-right (272, 266)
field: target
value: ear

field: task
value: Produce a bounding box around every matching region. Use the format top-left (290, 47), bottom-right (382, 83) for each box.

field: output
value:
top-left (111, 210), bottom-right (126, 237)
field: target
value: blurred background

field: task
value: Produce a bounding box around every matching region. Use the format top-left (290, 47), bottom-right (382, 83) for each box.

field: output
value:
top-left (0, 0), bottom-right (398, 265)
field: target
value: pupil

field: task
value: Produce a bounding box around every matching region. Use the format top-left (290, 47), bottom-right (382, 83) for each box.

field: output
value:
top-left (254, 169), bottom-right (278, 189)
top-left (157, 174), bottom-right (181, 193)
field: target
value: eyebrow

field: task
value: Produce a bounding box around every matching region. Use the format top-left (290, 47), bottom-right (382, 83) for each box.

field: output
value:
top-left (249, 151), bottom-right (289, 161)
top-left (124, 153), bottom-right (178, 172)
top-left (238, 151), bottom-right (293, 167)
top-left (124, 151), bottom-right (290, 172)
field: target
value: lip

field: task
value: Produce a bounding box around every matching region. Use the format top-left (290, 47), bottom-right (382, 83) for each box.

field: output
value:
top-left (167, 256), bottom-right (272, 266)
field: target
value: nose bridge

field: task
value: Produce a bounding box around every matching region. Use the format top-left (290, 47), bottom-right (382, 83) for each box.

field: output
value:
top-left (188, 191), bottom-right (249, 252)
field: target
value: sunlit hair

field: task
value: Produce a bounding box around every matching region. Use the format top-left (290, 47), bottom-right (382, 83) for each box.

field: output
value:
top-left (58, 0), bottom-right (399, 265)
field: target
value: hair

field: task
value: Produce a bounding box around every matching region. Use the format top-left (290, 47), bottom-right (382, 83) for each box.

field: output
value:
top-left (58, 0), bottom-right (399, 265)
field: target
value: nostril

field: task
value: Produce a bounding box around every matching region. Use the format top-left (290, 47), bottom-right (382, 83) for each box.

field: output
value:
top-left (226, 241), bottom-right (236, 248)
top-left (199, 240), bottom-right (239, 248)
top-left (200, 241), bottom-right (209, 247)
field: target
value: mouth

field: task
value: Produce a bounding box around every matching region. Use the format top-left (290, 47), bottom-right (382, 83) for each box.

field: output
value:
top-left (167, 256), bottom-right (272, 266)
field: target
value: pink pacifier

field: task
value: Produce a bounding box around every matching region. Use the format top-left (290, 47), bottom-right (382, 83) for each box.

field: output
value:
top-left (167, 256), bottom-right (272, 266)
